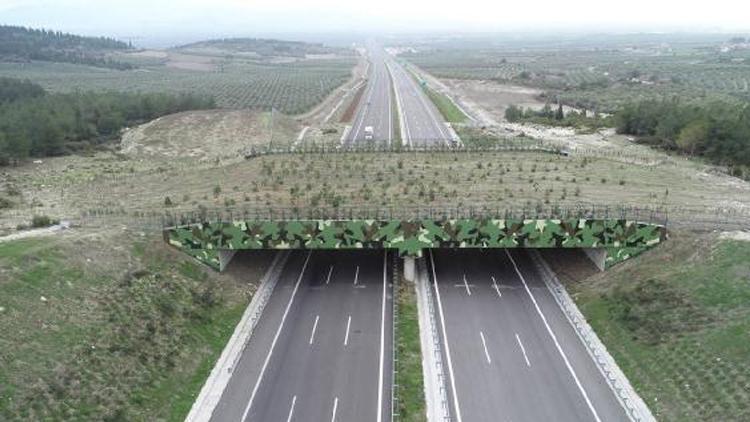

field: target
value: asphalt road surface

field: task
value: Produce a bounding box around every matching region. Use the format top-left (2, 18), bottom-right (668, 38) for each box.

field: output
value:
top-left (345, 42), bottom-right (394, 145)
top-left (211, 250), bottom-right (393, 422)
top-left (386, 55), bottom-right (452, 146)
top-left (429, 248), bottom-right (629, 422)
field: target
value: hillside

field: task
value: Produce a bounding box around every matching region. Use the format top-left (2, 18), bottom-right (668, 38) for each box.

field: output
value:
top-left (0, 25), bottom-right (133, 69)
top-left (174, 37), bottom-right (352, 59)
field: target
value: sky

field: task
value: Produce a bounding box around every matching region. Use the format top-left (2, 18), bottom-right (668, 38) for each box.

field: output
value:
top-left (1, 0), bottom-right (749, 47)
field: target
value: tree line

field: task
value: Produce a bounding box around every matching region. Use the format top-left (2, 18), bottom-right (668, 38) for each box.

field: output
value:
top-left (505, 103), bottom-right (611, 129)
top-left (0, 78), bottom-right (215, 165)
top-left (0, 25), bottom-right (134, 70)
top-left (615, 99), bottom-right (750, 176)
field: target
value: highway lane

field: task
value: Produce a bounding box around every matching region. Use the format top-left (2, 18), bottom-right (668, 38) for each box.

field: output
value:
top-left (210, 250), bottom-right (393, 422)
top-left (345, 42), bottom-right (394, 145)
top-left (429, 248), bottom-right (629, 422)
top-left (386, 55), bottom-right (452, 146)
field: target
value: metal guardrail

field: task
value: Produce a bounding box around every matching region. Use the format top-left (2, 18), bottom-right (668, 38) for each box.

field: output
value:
top-left (418, 257), bottom-right (452, 422)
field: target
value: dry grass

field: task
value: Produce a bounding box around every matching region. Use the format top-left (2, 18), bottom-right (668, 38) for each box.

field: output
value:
top-left (121, 109), bottom-right (301, 160)
top-left (3, 147), bottom-right (750, 231)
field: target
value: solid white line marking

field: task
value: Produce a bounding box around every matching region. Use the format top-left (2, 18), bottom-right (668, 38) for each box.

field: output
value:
top-left (480, 331), bottom-right (492, 365)
top-left (376, 250), bottom-right (387, 422)
top-left (462, 274), bottom-right (471, 296)
top-left (491, 276), bottom-right (502, 299)
top-left (515, 333), bottom-right (531, 367)
top-left (286, 395), bottom-right (297, 422)
top-left (309, 315), bottom-right (320, 345)
top-left (240, 251), bottom-right (313, 422)
top-left (504, 250), bottom-right (602, 422)
top-left (353, 265), bottom-right (360, 285)
top-left (326, 265), bottom-right (334, 285)
top-left (429, 250), bottom-right (464, 422)
top-left (331, 397), bottom-right (339, 422)
top-left (344, 315), bottom-right (352, 346)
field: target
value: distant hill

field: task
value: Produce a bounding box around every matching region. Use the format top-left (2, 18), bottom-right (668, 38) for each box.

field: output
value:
top-left (0, 25), bottom-right (134, 70)
top-left (174, 38), bottom-right (352, 58)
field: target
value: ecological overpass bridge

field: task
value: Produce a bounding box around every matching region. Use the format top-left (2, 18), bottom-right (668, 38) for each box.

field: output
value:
top-left (164, 207), bottom-right (668, 273)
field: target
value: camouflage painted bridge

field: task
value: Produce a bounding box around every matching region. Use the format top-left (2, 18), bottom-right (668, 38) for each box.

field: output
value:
top-left (164, 206), bottom-right (668, 271)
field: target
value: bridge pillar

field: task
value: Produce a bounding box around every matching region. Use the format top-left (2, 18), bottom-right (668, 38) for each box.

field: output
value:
top-left (219, 250), bottom-right (237, 272)
top-left (583, 248), bottom-right (606, 272)
top-left (403, 256), bottom-right (416, 282)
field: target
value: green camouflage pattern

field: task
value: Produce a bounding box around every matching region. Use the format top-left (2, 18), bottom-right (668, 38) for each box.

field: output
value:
top-left (165, 218), bottom-right (666, 270)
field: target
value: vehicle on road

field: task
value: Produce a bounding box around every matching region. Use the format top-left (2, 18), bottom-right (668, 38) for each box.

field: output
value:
top-left (364, 126), bottom-right (374, 141)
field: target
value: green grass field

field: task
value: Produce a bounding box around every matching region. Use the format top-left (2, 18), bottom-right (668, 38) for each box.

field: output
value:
top-left (422, 85), bottom-right (467, 124)
top-left (0, 232), bottom-right (271, 420)
top-left (395, 278), bottom-right (426, 422)
top-left (567, 232), bottom-right (750, 421)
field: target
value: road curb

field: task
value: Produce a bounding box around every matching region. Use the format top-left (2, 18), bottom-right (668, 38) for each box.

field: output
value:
top-left (185, 250), bottom-right (291, 422)
top-left (528, 250), bottom-right (655, 422)
top-left (414, 257), bottom-right (451, 422)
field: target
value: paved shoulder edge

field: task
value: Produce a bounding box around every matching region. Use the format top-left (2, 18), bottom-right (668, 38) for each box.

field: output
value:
top-left (527, 250), bottom-right (655, 422)
top-left (185, 250), bottom-right (292, 422)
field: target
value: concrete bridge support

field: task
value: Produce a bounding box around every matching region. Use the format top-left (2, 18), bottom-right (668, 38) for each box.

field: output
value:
top-left (219, 250), bottom-right (237, 272)
top-left (583, 248), bottom-right (607, 272)
top-left (404, 256), bottom-right (416, 282)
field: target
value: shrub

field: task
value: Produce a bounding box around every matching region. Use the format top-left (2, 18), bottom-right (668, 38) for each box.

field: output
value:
top-left (31, 215), bottom-right (57, 228)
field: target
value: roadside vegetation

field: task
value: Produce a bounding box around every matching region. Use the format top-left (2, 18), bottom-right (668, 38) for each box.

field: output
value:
top-left (422, 85), bottom-right (467, 123)
top-left (395, 275), bottom-right (426, 421)
top-left (562, 232), bottom-right (750, 421)
top-left (0, 232), bottom-right (271, 420)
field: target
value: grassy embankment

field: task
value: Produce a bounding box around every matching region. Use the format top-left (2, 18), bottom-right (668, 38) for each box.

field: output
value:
top-left (567, 231), bottom-right (750, 421)
top-left (422, 85), bottom-right (467, 124)
top-left (395, 276), bottom-right (426, 421)
top-left (0, 231), bottom-right (270, 420)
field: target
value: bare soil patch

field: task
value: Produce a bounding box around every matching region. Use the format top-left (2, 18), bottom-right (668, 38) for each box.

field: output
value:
top-left (121, 109), bottom-right (301, 160)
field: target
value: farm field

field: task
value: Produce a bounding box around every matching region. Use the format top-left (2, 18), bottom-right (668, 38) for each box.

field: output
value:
top-left (398, 35), bottom-right (750, 112)
top-left (0, 56), bottom-right (356, 114)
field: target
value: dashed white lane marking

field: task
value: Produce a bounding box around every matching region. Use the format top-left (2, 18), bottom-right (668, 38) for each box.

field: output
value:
top-left (491, 276), bottom-right (502, 299)
top-left (515, 333), bottom-right (531, 367)
top-left (353, 265), bottom-right (360, 286)
top-left (286, 395), bottom-right (297, 422)
top-left (331, 397), bottom-right (339, 422)
top-left (240, 251), bottom-right (313, 422)
top-left (480, 331), bottom-right (492, 365)
top-left (376, 250), bottom-right (387, 422)
top-left (429, 250), bottom-right (464, 422)
top-left (462, 274), bottom-right (472, 296)
top-left (504, 250), bottom-right (602, 422)
top-left (344, 315), bottom-right (352, 346)
top-left (309, 315), bottom-right (320, 345)
top-left (326, 265), bottom-right (334, 285)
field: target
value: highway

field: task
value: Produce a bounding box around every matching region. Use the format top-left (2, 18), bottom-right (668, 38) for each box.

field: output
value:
top-left (345, 40), bottom-right (452, 146)
top-left (386, 54), bottom-right (452, 146)
top-left (211, 250), bottom-right (393, 422)
top-left (345, 42), bottom-right (394, 145)
top-left (429, 248), bottom-right (629, 422)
